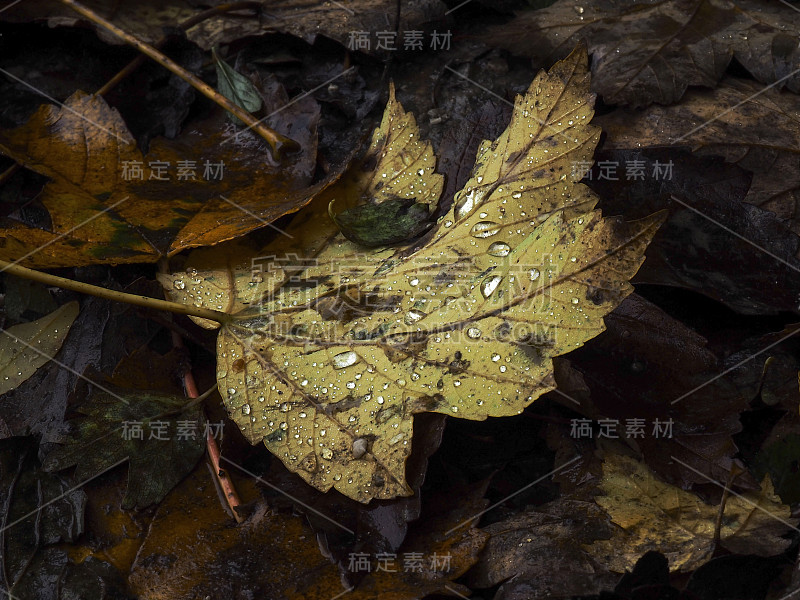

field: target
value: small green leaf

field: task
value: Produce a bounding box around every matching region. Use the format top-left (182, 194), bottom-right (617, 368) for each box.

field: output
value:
top-left (331, 197), bottom-right (433, 246)
top-left (0, 301), bottom-right (80, 395)
top-left (212, 47), bottom-right (262, 126)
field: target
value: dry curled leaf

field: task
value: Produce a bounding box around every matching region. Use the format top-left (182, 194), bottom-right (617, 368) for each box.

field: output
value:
top-left (0, 86), bottom-right (320, 267)
top-left (161, 45), bottom-right (664, 502)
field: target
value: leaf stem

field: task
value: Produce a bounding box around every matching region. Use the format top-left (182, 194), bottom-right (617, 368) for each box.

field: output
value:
top-left (58, 0), bottom-right (299, 160)
top-left (0, 259), bottom-right (232, 324)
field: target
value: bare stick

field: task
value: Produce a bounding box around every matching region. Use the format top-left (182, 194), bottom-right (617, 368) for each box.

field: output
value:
top-left (97, 1), bottom-right (262, 96)
top-left (59, 0), bottom-right (300, 160)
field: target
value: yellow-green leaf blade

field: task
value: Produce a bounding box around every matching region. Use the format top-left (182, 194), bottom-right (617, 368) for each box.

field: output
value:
top-left (165, 44), bottom-right (664, 503)
top-left (0, 301), bottom-right (80, 395)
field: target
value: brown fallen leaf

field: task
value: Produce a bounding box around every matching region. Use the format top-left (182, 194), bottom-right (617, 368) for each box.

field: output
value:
top-left (128, 464), bottom-right (487, 600)
top-left (586, 451), bottom-right (796, 573)
top-left (596, 76), bottom-right (800, 235)
top-left (484, 0), bottom-right (800, 107)
top-left (0, 81), bottom-right (324, 266)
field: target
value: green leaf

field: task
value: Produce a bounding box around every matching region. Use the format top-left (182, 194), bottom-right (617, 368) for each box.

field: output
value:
top-left (0, 301), bottom-right (80, 395)
top-left (331, 196), bottom-right (433, 246)
top-left (42, 384), bottom-right (206, 509)
top-left (212, 47), bottom-right (262, 126)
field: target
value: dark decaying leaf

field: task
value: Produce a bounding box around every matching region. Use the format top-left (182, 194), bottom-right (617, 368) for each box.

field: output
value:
top-left (753, 434), bottom-right (800, 506)
top-left (685, 554), bottom-right (791, 600)
top-left (109, 34), bottom-right (202, 151)
top-left (596, 77), bottom-right (800, 235)
top-left (588, 148), bottom-right (800, 315)
top-left (465, 496), bottom-right (618, 599)
top-left (2, 274), bottom-right (58, 320)
top-left (42, 375), bottom-right (206, 509)
top-left (0, 437), bottom-right (87, 596)
top-left (332, 197), bottom-right (434, 247)
top-left (484, 0), bottom-right (800, 107)
top-left (0, 284), bottom-right (163, 443)
top-left (12, 549), bottom-right (131, 600)
top-left (567, 293), bottom-right (757, 489)
top-left (0, 0), bottom-right (449, 56)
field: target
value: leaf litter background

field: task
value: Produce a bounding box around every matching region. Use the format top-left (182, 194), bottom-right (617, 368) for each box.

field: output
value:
top-left (0, 1), bottom-right (799, 599)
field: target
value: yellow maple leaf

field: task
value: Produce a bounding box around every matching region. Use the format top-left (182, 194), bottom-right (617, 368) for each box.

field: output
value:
top-left (160, 44), bottom-right (664, 502)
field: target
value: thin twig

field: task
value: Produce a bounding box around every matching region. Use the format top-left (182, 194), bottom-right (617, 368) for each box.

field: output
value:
top-left (96, 1), bottom-right (262, 96)
top-left (59, 0), bottom-right (300, 160)
top-left (0, 258), bottom-right (232, 324)
top-left (183, 356), bottom-right (244, 522)
top-left (157, 257), bottom-right (243, 522)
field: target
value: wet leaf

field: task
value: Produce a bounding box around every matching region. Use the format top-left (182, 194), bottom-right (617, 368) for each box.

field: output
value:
top-left (465, 496), bottom-right (618, 598)
top-left (0, 301), bottom-right (79, 395)
top-left (567, 293), bottom-right (757, 489)
top-left (485, 0), bottom-right (800, 107)
top-left (0, 84), bottom-right (323, 266)
top-left (212, 47), bottom-right (262, 126)
top-left (42, 376), bottom-right (206, 509)
top-left (327, 81), bottom-right (443, 246)
top-left (261, 412), bottom-right (447, 586)
top-left (587, 452), bottom-right (795, 573)
top-left (161, 45), bottom-right (664, 502)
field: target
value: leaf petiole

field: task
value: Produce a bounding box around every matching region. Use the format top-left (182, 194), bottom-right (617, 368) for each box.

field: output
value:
top-left (0, 259), bottom-right (232, 325)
